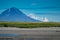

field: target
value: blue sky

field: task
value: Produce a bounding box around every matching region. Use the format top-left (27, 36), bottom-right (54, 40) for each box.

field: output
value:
top-left (0, 0), bottom-right (60, 22)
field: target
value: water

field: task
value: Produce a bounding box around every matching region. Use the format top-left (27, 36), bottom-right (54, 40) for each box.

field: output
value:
top-left (0, 38), bottom-right (13, 40)
top-left (0, 34), bottom-right (21, 36)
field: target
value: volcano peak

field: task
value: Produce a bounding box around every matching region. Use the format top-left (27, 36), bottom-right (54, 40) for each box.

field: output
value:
top-left (0, 7), bottom-right (41, 22)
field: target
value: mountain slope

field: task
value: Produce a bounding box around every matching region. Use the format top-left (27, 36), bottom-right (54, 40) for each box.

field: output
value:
top-left (0, 7), bottom-right (40, 22)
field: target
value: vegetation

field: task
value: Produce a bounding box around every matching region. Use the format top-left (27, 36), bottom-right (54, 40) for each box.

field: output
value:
top-left (0, 22), bottom-right (60, 28)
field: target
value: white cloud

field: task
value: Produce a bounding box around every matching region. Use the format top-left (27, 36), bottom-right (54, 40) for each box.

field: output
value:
top-left (42, 17), bottom-right (49, 22)
top-left (28, 13), bottom-right (36, 19)
top-left (31, 3), bottom-right (37, 6)
top-left (28, 13), bottom-right (42, 21)
top-left (28, 13), bottom-right (49, 22)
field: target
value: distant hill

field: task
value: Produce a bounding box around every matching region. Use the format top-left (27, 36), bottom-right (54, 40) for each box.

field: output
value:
top-left (0, 7), bottom-right (41, 22)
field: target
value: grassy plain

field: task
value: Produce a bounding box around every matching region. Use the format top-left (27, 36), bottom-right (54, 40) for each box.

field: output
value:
top-left (0, 22), bottom-right (60, 28)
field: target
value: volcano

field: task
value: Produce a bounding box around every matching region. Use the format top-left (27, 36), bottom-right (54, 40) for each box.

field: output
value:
top-left (0, 7), bottom-right (40, 22)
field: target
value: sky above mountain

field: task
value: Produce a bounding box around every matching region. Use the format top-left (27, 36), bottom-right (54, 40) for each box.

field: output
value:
top-left (0, 0), bottom-right (60, 9)
top-left (0, 0), bottom-right (60, 22)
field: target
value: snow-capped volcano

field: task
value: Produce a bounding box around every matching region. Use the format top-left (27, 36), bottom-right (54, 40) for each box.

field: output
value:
top-left (0, 7), bottom-right (40, 22)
